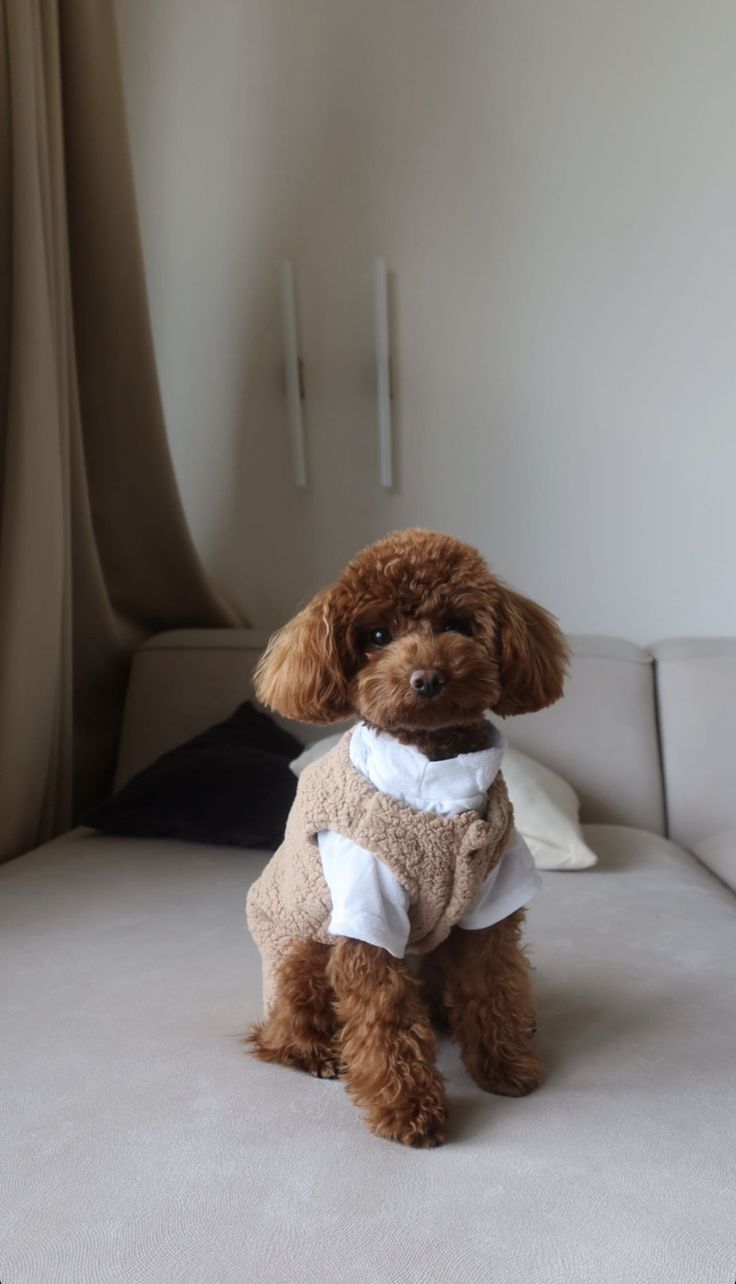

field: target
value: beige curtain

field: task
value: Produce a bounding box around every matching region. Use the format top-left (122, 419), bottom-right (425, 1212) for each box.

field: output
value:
top-left (0, 0), bottom-right (239, 863)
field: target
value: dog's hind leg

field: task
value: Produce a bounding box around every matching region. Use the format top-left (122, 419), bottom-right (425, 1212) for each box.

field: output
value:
top-left (419, 950), bottom-right (452, 1033)
top-left (247, 940), bottom-right (341, 1078)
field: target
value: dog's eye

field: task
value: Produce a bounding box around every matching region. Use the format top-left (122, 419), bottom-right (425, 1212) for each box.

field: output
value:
top-left (367, 627), bottom-right (392, 649)
top-left (443, 618), bottom-right (473, 637)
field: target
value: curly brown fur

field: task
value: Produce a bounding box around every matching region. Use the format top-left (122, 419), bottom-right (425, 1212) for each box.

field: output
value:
top-left (251, 529), bottom-right (566, 1143)
top-left (327, 938), bottom-right (448, 1147)
top-left (247, 940), bottom-right (340, 1079)
top-left (387, 719), bottom-right (495, 761)
top-left (254, 528), bottom-right (569, 736)
top-left (423, 911), bottom-right (543, 1096)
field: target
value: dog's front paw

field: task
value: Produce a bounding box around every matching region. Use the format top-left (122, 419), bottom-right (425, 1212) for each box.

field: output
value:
top-left (366, 1082), bottom-right (448, 1148)
top-left (466, 1049), bottom-right (544, 1097)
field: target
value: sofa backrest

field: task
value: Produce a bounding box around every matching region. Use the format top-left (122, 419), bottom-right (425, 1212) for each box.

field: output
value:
top-left (115, 629), bottom-right (666, 834)
top-left (114, 630), bottom-right (276, 791)
top-left (502, 636), bottom-right (664, 833)
top-left (652, 639), bottom-right (736, 849)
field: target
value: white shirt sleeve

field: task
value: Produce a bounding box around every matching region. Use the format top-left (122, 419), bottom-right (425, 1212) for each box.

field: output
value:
top-left (458, 828), bottom-right (541, 931)
top-left (318, 830), bottom-right (411, 959)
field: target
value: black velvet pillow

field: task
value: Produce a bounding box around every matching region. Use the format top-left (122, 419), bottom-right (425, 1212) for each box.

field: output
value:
top-left (87, 703), bottom-right (303, 850)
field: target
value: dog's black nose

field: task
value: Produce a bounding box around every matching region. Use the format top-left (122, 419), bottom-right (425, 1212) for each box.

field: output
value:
top-left (410, 668), bottom-right (445, 698)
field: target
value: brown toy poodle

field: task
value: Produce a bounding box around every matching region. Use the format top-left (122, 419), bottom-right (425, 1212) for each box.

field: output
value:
top-left (248, 528), bottom-right (568, 1147)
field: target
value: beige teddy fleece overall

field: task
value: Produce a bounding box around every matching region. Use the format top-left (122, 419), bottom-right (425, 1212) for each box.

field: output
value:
top-left (246, 731), bottom-right (515, 1014)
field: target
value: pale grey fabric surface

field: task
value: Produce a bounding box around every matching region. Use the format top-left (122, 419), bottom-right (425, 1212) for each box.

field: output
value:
top-left (694, 830), bottom-right (736, 894)
top-left (2, 824), bottom-right (734, 1284)
top-left (114, 629), bottom-right (274, 788)
top-left (652, 638), bottom-right (736, 848)
top-left (114, 630), bottom-right (665, 832)
top-left (501, 637), bottom-right (664, 832)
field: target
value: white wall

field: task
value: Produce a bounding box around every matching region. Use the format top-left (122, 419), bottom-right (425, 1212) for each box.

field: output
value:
top-left (115, 0), bottom-right (736, 641)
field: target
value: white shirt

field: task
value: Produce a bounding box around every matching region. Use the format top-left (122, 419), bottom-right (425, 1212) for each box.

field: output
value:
top-left (318, 722), bottom-right (540, 958)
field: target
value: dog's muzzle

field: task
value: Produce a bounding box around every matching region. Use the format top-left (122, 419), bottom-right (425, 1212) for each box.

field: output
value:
top-left (409, 668), bottom-right (445, 699)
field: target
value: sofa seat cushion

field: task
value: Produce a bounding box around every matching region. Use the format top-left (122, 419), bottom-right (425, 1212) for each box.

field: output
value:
top-left (2, 825), bottom-right (734, 1284)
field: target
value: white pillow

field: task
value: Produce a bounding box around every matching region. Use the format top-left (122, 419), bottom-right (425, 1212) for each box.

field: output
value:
top-left (501, 747), bottom-right (597, 870)
top-left (290, 733), bottom-right (597, 871)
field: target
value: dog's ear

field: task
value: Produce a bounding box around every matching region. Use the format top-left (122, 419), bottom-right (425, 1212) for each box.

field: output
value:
top-left (492, 585), bottom-right (569, 717)
top-left (254, 585), bottom-right (352, 724)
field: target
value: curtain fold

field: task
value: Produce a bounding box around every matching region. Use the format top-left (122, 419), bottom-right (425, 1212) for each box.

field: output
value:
top-left (0, 0), bottom-right (239, 862)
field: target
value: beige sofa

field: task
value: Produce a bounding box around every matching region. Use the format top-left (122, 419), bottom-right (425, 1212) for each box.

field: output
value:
top-left (2, 632), bottom-right (734, 1284)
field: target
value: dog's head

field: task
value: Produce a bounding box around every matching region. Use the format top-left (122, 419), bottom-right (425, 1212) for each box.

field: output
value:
top-left (255, 529), bottom-right (568, 732)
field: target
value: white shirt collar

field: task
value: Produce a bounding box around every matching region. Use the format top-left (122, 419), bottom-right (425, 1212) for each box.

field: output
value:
top-left (349, 721), bottom-right (506, 817)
